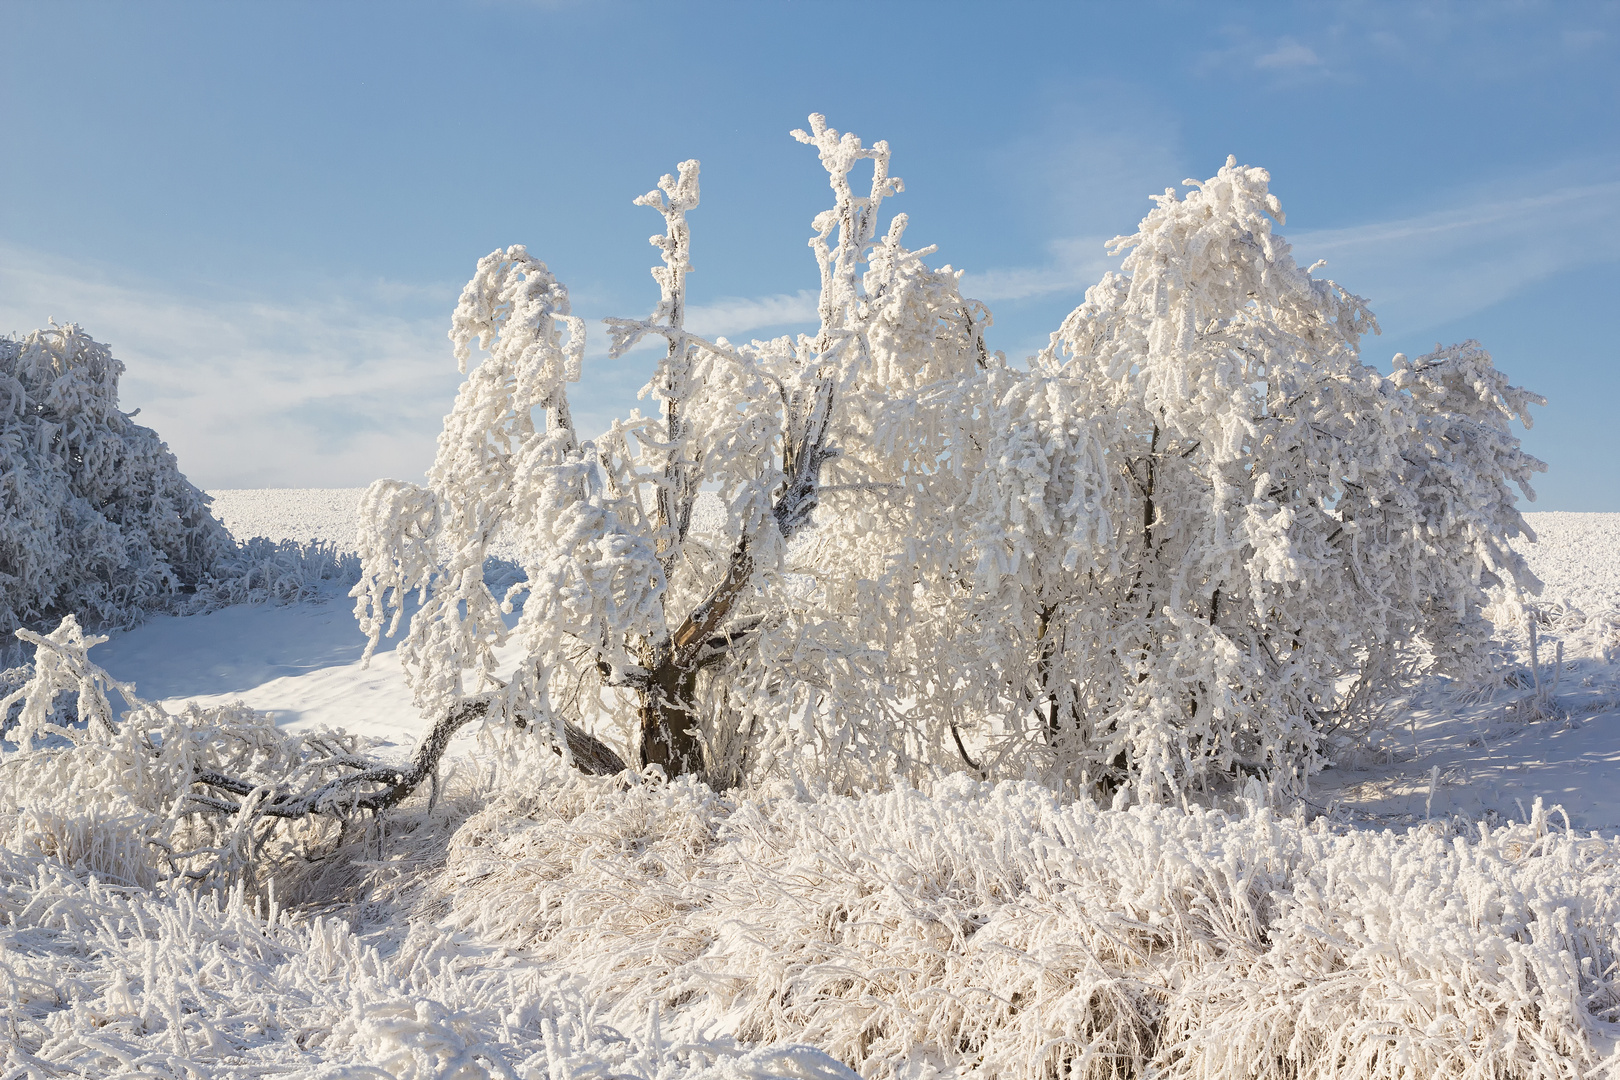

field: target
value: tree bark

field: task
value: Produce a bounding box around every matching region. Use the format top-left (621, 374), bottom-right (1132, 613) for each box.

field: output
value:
top-left (638, 661), bottom-right (702, 775)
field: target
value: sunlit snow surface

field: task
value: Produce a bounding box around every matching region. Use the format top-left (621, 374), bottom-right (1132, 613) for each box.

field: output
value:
top-left (1308, 512), bottom-right (1620, 831)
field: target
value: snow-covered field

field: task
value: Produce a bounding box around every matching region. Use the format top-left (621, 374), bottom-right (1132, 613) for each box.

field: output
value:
top-left (5, 495), bottom-right (1620, 1078)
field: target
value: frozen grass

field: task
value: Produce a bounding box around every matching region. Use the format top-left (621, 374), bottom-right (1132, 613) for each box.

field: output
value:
top-left (0, 841), bottom-right (858, 1079)
top-left (6, 763), bottom-right (1618, 1078)
top-left (429, 772), bottom-right (1620, 1079)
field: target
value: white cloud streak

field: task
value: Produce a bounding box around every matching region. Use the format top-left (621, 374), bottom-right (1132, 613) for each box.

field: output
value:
top-left (0, 244), bottom-right (463, 489)
top-left (684, 289), bottom-right (819, 339)
top-left (1255, 38), bottom-right (1324, 70)
top-left (956, 170), bottom-right (1620, 348)
top-left (1289, 177), bottom-right (1620, 337)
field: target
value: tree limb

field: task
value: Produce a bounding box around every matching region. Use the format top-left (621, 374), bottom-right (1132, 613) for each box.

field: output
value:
top-left (191, 693), bottom-right (627, 820)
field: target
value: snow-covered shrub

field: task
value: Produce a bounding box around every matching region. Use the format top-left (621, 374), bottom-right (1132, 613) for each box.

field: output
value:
top-left (0, 324), bottom-right (236, 649)
top-left (0, 322), bottom-right (359, 671)
top-left (0, 615), bottom-right (407, 891)
top-left (204, 535), bottom-right (361, 607)
top-left (948, 161), bottom-right (1545, 798)
top-left (354, 119), bottom-right (1541, 803)
top-left (354, 117), bottom-right (992, 790)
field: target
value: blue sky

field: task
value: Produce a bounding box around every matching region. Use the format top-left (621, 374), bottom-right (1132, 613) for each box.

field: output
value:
top-left (3, 1), bottom-right (1617, 509)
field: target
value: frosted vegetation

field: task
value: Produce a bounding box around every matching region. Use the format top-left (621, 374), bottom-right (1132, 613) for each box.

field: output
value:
top-left (0, 325), bottom-right (357, 665)
top-left (5, 117), bottom-right (1616, 1078)
top-left (352, 114), bottom-right (1543, 802)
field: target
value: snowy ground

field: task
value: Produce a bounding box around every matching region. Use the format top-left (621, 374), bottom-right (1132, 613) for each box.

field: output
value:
top-left (9, 496), bottom-right (1620, 1078)
top-left (1308, 512), bottom-right (1620, 831)
top-left (206, 487), bottom-right (370, 551)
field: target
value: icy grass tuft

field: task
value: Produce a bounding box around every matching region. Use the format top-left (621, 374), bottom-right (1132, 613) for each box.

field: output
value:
top-left (432, 773), bottom-right (1620, 1079)
top-left (0, 843), bottom-right (856, 1079)
top-left (3, 751), bottom-right (1618, 1077)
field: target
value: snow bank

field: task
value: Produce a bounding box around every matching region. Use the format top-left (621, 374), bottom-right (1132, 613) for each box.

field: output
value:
top-left (208, 487), bottom-right (370, 551)
top-left (1517, 512), bottom-right (1620, 657)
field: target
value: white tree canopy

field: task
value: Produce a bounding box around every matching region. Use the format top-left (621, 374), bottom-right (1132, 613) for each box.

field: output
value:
top-left (0, 324), bottom-right (235, 648)
top-left (353, 127), bottom-right (1543, 802)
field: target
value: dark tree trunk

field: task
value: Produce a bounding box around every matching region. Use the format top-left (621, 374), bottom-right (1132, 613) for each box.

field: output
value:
top-left (638, 661), bottom-right (703, 775)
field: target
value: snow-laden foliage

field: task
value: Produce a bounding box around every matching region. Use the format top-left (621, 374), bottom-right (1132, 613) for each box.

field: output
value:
top-left (0, 324), bottom-right (234, 645)
top-left (354, 120), bottom-right (1542, 802)
top-left (0, 324), bottom-right (359, 667)
top-left (939, 159), bottom-right (1547, 798)
top-left (354, 116), bottom-right (992, 790)
top-left (0, 616), bottom-right (412, 892)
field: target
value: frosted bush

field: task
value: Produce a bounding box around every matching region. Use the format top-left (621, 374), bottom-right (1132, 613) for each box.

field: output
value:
top-left (430, 773), bottom-right (1619, 1080)
top-left (354, 118), bottom-right (1541, 803)
top-left (0, 615), bottom-right (414, 891)
top-left (0, 324), bottom-right (360, 671)
top-left (0, 324), bottom-right (234, 649)
top-left (353, 116), bottom-right (993, 792)
top-left (946, 164), bottom-right (1545, 798)
top-left (203, 535), bottom-right (361, 608)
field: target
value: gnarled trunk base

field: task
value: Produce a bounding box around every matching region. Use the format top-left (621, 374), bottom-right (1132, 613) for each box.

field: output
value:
top-left (639, 662), bottom-right (703, 775)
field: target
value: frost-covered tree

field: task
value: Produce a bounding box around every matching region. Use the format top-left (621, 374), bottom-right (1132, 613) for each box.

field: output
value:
top-left (946, 159), bottom-right (1544, 798)
top-left (351, 126), bottom-right (1542, 803)
top-left (354, 116), bottom-right (992, 786)
top-left (0, 324), bottom-right (235, 647)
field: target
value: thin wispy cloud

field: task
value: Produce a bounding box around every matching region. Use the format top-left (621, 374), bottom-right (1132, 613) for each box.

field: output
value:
top-left (959, 236), bottom-right (1116, 305)
top-left (0, 244), bottom-right (462, 489)
top-left (685, 289), bottom-right (818, 339)
top-left (1255, 38), bottom-right (1324, 70)
top-left (1290, 176), bottom-right (1620, 337)
top-left (950, 167), bottom-right (1620, 358)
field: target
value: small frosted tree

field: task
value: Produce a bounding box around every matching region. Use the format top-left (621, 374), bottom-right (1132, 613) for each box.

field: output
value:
top-left (353, 116), bottom-right (991, 786)
top-left (945, 159), bottom-right (1544, 798)
top-left (347, 126), bottom-right (1543, 804)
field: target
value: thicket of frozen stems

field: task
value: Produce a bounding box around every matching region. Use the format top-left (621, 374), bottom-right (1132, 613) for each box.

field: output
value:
top-left (0, 325), bottom-right (233, 646)
top-left (0, 842), bottom-right (860, 1079)
top-left (424, 772), bottom-right (1620, 1080)
top-left (353, 118), bottom-right (1543, 806)
top-left (0, 324), bottom-right (359, 669)
top-left (353, 115), bottom-right (995, 791)
top-left (0, 615), bottom-right (400, 893)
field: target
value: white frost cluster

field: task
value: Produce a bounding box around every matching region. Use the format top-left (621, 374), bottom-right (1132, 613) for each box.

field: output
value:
top-left (354, 122), bottom-right (1542, 803)
top-left (0, 326), bottom-right (359, 669)
top-left (936, 160), bottom-right (1546, 797)
top-left (1, 616), bottom-right (378, 891)
top-left (0, 324), bottom-right (234, 647)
